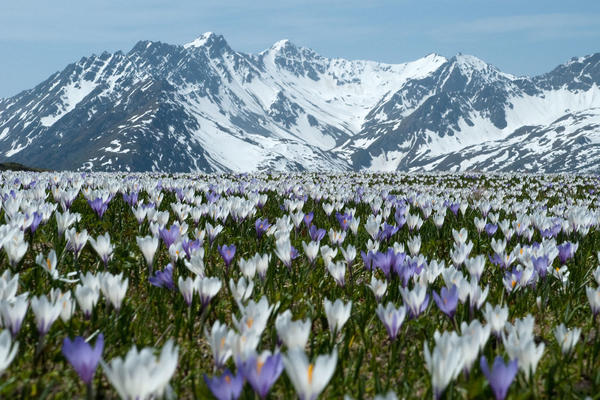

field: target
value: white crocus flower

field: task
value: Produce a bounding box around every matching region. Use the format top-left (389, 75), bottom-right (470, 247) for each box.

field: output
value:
top-left (0, 330), bottom-right (18, 375)
top-left (89, 232), bottom-right (114, 266)
top-left (276, 310), bottom-right (311, 350)
top-left (136, 235), bottom-right (159, 272)
top-left (283, 348), bottom-right (338, 400)
top-left (99, 272), bottom-right (129, 311)
top-left (102, 339), bottom-right (179, 400)
top-left (554, 323), bottom-right (581, 356)
top-left (323, 298), bottom-right (352, 336)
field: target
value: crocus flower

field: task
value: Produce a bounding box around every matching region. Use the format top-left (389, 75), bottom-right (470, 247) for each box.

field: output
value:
top-left (367, 276), bottom-right (387, 302)
top-left (531, 255), bottom-right (550, 278)
top-left (485, 223), bottom-right (498, 236)
top-left (255, 218), bottom-right (271, 239)
top-left (433, 285), bottom-right (459, 319)
top-left (399, 284), bottom-right (429, 318)
top-left (557, 242), bottom-right (578, 264)
top-left (122, 191), bottom-right (139, 207)
top-left (197, 277), bottom-right (222, 308)
top-left (0, 329), bottom-right (18, 375)
top-left (449, 203), bottom-right (460, 216)
top-left (240, 352), bottom-right (284, 399)
top-left (102, 340), bottom-right (179, 400)
top-left (376, 303), bottom-right (406, 340)
top-left (335, 212), bottom-right (352, 231)
top-left (361, 250), bottom-right (375, 271)
top-left (159, 225), bottom-right (180, 249)
top-left (149, 264), bottom-right (175, 290)
top-left (218, 244), bottom-right (237, 270)
top-left (587, 286), bottom-right (600, 315)
top-left (282, 348), bottom-right (337, 400)
top-left (31, 295), bottom-right (62, 336)
top-left (554, 323), bottom-right (581, 355)
top-left (480, 356), bottom-right (518, 400)
top-left (309, 225), bottom-right (326, 242)
top-left (204, 369), bottom-right (243, 400)
top-left (28, 212), bottom-right (43, 233)
top-left (136, 235), bottom-right (159, 273)
top-left (99, 272), bottom-right (128, 311)
top-left (181, 238), bottom-right (202, 259)
top-left (303, 212), bottom-right (314, 229)
top-left (275, 238), bottom-right (299, 270)
top-left (89, 232), bottom-right (114, 267)
top-left (373, 248), bottom-right (396, 279)
top-left (75, 285), bottom-right (100, 320)
top-left (377, 223), bottom-right (399, 241)
top-left (65, 228), bottom-right (88, 260)
top-left (88, 197), bottom-right (109, 218)
top-left (275, 311), bottom-right (311, 350)
top-left (62, 334), bottom-right (104, 384)
top-left (323, 298), bottom-right (352, 336)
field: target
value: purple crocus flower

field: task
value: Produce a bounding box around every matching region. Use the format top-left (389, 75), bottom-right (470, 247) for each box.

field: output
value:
top-left (62, 334), bottom-right (104, 385)
top-left (204, 369), bottom-right (244, 400)
top-left (373, 248), bottom-right (397, 279)
top-left (531, 255), bottom-right (550, 278)
top-left (206, 191), bottom-right (220, 203)
top-left (394, 254), bottom-right (415, 287)
top-left (29, 212), bottom-right (43, 233)
top-left (557, 241), bottom-right (578, 264)
top-left (149, 264), bottom-right (175, 290)
top-left (182, 238), bottom-right (202, 258)
top-left (309, 225), bottom-right (326, 242)
top-left (394, 205), bottom-right (407, 226)
top-left (290, 245), bottom-right (300, 261)
top-left (485, 223), bottom-right (498, 236)
top-left (255, 218), bottom-right (271, 239)
top-left (240, 353), bottom-right (284, 399)
top-left (122, 191), bottom-right (139, 207)
top-left (433, 285), bottom-right (459, 318)
top-left (480, 356), bottom-right (518, 400)
top-left (303, 212), bottom-right (314, 229)
top-left (159, 225), bottom-right (180, 249)
top-left (361, 250), bottom-right (375, 271)
top-left (88, 198), bottom-right (109, 218)
top-left (449, 202), bottom-right (460, 216)
top-left (377, 223), bottom-right (399, 241)
top-left (218, 244), bottom-right (236, 269)
top-left (335, 212), bottom-right (352, 231)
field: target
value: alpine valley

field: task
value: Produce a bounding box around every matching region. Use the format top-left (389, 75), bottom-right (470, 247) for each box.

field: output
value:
top-left (0, 32), bottom-right (599, 173)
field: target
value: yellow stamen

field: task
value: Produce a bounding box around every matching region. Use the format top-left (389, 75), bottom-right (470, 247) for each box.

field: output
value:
top-left (220, 337), bottom-right (226, 349)
top-left (225, 375), bottom-right (231, 384)
top-left (511, 280), bottom-right (516, 288)
top-left (246, 318), bottom-right (254, 329)
top-left (257, 360), bottom-right (265, 375)
top-left (307, 364), bottom-right (314, 384)
top-left (46, 258), bottom-right (52, 270)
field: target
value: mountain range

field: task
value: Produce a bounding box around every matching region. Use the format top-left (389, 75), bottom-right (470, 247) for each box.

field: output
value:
top-left (0, 32), bottom-right (599, 173)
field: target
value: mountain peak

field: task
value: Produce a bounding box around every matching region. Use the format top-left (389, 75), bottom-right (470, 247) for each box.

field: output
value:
top-left (184, 32), bottom-right (228, 49)
top-left (452, 53), bottom-right (490, 71)
top-left (267, 39), bottom-right (302, 54)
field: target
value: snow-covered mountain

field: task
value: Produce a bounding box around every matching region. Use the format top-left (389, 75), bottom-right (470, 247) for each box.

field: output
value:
top-left (0, 32), bottom-right (599, 173)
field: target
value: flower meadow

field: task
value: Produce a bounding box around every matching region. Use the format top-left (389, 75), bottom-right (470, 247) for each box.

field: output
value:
top-left (0, 171), bottom-right (599, 399)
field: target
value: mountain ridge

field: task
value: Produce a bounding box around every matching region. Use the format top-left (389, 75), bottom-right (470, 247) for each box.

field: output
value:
top-left (0, 33), bottom-right (599, 173)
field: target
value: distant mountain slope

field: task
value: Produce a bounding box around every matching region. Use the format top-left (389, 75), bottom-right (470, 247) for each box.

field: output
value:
top-left (0, 33), bottom-right (599, 173)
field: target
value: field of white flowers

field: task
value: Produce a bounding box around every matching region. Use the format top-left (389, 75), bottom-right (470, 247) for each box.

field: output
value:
top-left (0, 171), bottom-right (599, 399)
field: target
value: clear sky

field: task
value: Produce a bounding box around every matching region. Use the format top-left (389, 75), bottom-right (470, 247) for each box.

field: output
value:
top-left (1, 0), bottom-right (599, 98)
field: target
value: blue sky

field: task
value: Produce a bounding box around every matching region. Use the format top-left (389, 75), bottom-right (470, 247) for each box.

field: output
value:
top-left (1, 0), bottom-right (599, 98)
